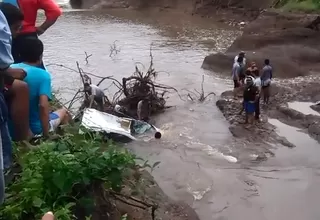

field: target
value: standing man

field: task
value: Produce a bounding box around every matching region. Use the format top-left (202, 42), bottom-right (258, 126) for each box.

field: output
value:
top-left (232, 56), bottom-right (243, 99)
top-left (0, 7), bottom-right (16, 205)
top-left (0, 2), bottom-right (31, 142)
top-left (261, 59), bottom-right (273, 104)
top-left (234, 51), bottom-right (246, 83)
top-left (234, 51), bottom-right (246, 66)
top-left (4, 0), bottom-right (62, 63)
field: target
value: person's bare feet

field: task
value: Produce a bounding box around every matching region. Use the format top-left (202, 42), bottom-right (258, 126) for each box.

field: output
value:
top-left (42, 212), bottom-right (54, 220)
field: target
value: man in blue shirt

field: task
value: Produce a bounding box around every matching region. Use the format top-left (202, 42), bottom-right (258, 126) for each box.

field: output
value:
top-left (10, 37), bottom-right (69, 137)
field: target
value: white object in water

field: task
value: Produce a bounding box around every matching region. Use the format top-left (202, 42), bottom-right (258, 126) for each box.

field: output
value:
top-left (114, 104), bottom-right (122, 112)
top-left (80, 108), bottom-right (136, 140)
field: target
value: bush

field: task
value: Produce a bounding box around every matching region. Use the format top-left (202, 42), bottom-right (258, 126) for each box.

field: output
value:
top-left (0, 132), bottom-right (136, 220)
top-left (277, 0), bottom-right (320, 11)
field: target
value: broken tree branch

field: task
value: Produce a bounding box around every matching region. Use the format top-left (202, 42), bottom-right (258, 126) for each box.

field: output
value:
top-left (84, 51), bottom-right (92, 64)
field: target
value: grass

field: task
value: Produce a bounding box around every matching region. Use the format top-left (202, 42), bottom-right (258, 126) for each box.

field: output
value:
top-left (277, 0), bottom-right (320, 12)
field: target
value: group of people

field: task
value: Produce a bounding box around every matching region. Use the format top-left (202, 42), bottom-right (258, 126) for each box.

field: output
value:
top-left (0, 0), bottom-right (67, 218)
top-left (232, 51), bottom-right (273, 125)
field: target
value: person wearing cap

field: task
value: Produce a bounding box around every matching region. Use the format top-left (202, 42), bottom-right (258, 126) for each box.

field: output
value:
top-left (243, 75), bottom-right (258, 125)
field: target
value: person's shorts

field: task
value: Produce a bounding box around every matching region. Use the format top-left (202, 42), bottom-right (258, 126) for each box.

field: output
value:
top-left (244, 101), bottom-right (255, 114)
top-left (49, 112), bottom-right (61, 132)
top-left (233, 80), bottom-right (240, 88)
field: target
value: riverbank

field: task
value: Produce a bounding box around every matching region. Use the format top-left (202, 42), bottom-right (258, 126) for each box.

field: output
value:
top-left (2, 125), bottom-right (199, 220)
top-left (216, 74), bottom-right (320, 159)
top-left (201, 6), bottom-right (320, 149)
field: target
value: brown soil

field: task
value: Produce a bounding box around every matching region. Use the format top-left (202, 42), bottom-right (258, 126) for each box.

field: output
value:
top-left (202, 10), bottom-right (320, 78)
top-left (70, 0), bottom-right (270, 25)
top-left (216, 75), bottom-right (320, 154)
top-left (89, 169), bottom-right (200, 220)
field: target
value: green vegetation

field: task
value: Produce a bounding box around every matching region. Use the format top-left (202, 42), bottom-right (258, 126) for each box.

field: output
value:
top-left (0, 128), bottom-right (137, 220)
top-left (276, 0), bottom-right (320, 12)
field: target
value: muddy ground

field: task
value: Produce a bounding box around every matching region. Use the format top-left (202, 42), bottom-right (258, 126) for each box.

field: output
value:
top-left (91, 169), bottom-right (200, 220)
top-left (216, 75), bottom-right (320, 162)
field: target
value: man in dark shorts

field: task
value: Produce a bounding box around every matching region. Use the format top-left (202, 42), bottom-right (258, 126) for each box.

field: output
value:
top-left (243, 76), bottom-right (258, 125)
top-left (232, 56), bottom-right (243, 98)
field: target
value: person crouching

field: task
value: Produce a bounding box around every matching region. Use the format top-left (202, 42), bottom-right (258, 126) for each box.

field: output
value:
top-left (243, 76), bottom-right (258, 125)
top-left (84, 83), bottom-right (105, 111)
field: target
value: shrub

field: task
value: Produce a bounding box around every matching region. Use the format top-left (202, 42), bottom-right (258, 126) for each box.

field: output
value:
top-left (0, 132), bottom-right (136, 220)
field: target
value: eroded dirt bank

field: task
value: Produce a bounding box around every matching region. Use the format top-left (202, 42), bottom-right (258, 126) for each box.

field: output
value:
top-left (203, 10), bottom-right (320, 78)
top-left (217, 75), bottom-right (320, 156)
top-left (71, 0), bottom-right (274, 11)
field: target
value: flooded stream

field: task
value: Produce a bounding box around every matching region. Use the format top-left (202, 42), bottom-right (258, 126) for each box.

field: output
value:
top-left (43, 3), bottom-right (320, 220)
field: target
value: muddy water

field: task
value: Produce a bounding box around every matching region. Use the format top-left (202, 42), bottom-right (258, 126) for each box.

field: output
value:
top-left (42, 4), bottom-right (320, 220)
top-left (288, 101), bottom-right (320, 116)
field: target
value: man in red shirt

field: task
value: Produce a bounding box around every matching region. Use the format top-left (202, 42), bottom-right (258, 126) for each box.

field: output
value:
top-left (11, 0), bottom-right (62, 63)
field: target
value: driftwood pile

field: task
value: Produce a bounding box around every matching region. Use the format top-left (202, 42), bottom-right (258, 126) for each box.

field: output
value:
top-left (49, 47), bottom-right (216, 122)
top-left (50, 50), bottom-right (177, 121)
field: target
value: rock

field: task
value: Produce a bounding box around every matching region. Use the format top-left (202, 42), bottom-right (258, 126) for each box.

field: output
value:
top-left (216, 99), bottom-right (228, 112)
top-left (275, 136), bottom-right (296, 148)
top-left (276, 105), bottom-right (305, 120)
top-left (311, 104), bottom-right (320, 113)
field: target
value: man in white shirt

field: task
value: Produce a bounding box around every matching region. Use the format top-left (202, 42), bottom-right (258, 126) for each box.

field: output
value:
top-left (232, 56), bottom-right (243, 99)
top-left (234, 51), bottom-right (246, 66)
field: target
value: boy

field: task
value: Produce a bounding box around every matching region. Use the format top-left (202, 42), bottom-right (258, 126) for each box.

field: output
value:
top-left (10, 37), bottom-right (69, 138)
top-left (243, 76), bottom-right (258, 125)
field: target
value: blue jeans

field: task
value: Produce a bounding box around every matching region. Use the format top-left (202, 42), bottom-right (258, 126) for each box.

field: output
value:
top-left (0, 92), bottom-right (12, 204)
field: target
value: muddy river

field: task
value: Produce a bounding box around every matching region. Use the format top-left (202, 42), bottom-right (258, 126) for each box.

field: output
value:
top-left (42, 2), bottom-right (320, 220)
